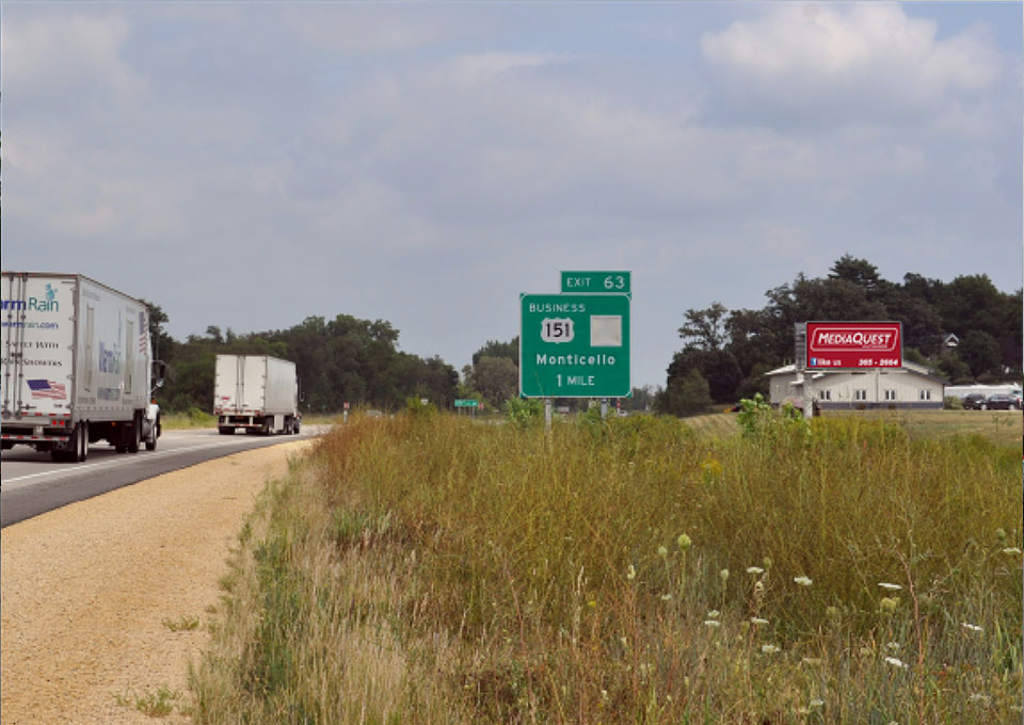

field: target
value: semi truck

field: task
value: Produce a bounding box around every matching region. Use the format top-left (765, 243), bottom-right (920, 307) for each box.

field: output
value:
top-left (214, 354), bottom-right (300, 435)
top-left (1, 272), bottom-right (164, 462)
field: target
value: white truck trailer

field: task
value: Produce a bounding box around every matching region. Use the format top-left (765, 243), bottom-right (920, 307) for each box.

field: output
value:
top-left (1, 272), bottom-right (164, 462)
top-left (214, 354), bottom-right (300, 435)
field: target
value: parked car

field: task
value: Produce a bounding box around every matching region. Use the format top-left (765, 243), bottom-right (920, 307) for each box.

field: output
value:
top-left (982, 394), bottom-right (1020, 411)
top-left (961, 393), bottom-right (987, 410)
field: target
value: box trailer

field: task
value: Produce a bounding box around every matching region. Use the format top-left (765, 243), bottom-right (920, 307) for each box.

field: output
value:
top-left (1, 272), bottom-right (164, 462)
top-left (214, 354), bottom-right (300, 435)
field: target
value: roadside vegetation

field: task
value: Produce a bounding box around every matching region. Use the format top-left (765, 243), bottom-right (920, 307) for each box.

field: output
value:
top-left (189, 408), bottom-right (1022, 723)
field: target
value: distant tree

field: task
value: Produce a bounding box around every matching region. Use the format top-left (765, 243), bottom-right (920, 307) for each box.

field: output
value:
top-left (678, 302), bottom-right (729, 352)
top-left (472, 338), bottom-right (519, 367)
top-left (734, 362), bottom-right (771, 401)
top-left (937, 355), bottom-right (972, 385)
top-left (466, 356), bottom-right (519, 407)
top-left (829, 254), bottom-right (882, 294)
top-left (655, 368), bottom-right (711, 417)
top-left (957, 331), bottom-right (1003, 378)
top-left (666, 348), bottom-right (742, 404)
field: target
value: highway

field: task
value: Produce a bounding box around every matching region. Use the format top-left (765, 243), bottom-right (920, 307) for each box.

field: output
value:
top-left (0, 426), bottom-right (328, 528)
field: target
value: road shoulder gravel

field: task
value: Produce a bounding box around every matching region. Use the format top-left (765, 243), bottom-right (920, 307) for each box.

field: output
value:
top-left (0, 440), bottom-right (311, 724)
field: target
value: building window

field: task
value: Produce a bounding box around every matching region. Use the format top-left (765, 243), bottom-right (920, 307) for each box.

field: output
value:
top-left (884, 389), bottom-right (897, 401)
top-left (818, 389), bottom-right (831, 401)
top-left (919, 389), bottom-right (931, 401)
top-left (854, 389), bottom-right (867, 401)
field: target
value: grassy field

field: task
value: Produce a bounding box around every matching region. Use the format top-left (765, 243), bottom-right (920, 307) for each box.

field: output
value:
top-left (189, 409), bottom-right (1022, 723)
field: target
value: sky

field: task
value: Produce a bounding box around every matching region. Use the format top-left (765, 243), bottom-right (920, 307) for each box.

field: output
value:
top-left (2, 1), bottom-right (1021, 390)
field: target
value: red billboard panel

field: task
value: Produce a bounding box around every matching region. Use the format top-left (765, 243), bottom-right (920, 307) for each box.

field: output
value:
top-left (806, 321), bottom-right (902, 369)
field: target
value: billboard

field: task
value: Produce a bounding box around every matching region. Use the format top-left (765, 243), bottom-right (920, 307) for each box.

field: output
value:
top-left (805, 321), bottom-right (902, 369)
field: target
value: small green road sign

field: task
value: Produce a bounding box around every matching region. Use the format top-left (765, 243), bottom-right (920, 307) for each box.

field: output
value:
top-left (454, 399), bottom-right (479, 408)
top-left (520, 292), bottom-right (630, 398)
top-left (560, 271), bottom-right (631, 296)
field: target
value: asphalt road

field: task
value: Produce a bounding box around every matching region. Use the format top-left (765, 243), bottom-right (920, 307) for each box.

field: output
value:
top-left (0, 426), bottom-right (328, 528)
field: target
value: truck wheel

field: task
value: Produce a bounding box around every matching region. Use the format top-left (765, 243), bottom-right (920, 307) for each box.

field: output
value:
top-left (77, 422), bottom-right (90, 462)
top-left (219, 427), bottom-right (234, 435)
top-left (145, 427), bottom-right (158, 451)
top-left (127, 416), bottom-right (142, 453)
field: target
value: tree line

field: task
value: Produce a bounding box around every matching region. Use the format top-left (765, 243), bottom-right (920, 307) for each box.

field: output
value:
top-left (656, 255), bottom-right (1022, 416)
top-left (147, 312), bottom-right (459, 414)
top-left (147, 255), bottom-right (1020, 416)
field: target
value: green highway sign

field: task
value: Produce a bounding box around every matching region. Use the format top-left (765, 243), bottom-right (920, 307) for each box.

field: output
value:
top-left (560, 270), bottom-right (631, 296)
top-left (454, 399), bottom-right (479, 408)
top-left (520, 292), bottom-right (630, 398)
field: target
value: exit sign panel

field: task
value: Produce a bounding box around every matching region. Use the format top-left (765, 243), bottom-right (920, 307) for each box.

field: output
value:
top-left (560, 271), bottom-right (631, 295)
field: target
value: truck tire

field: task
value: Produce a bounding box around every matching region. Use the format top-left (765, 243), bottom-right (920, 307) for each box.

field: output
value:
top-left (77, 422), bottom-right (89, 462)
top-left (145, 427), bottom-right (158, 451)
top-left (218, 427), bottom-right (235, 435)
top-left (127, 416), bottom-right (142, 454)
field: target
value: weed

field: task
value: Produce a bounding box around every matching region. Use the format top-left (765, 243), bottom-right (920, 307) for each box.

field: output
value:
top-left (162, 614), bottom-right (201, 632)
top-left (114, 685), bottom-right (180, 717)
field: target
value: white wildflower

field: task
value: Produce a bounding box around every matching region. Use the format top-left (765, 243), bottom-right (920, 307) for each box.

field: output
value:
top-left (809, 699), bottom-right (824, 709)
top-left (626, 564), bottom-right (636, 580)
top-left (886, 641), bottom-right (901, 652)
top-left (1002, 547), bottom-right (1022, 555)
top-left (761, 644), bottom-right (780, 654)
top-left (968, 692), bottom-right (991, 705)
top-left (706, 609), bottom-right (720, 619)
top-left (660, 593), bottom-right (673, 602)
top-left (884, 656), bottom-right (908, 670)
top-left (794, 575), bottom-right (813, 587)
top-left (750, 617), bottom-right (769, 625)
top-left (878, 582), bottom-right (902, 591)
top-left (746, 566), bottom-right (764, 575)
top-left (703, 620), bottom-right (721, 628)
top-left (961, 622), bottom-right (983, 633)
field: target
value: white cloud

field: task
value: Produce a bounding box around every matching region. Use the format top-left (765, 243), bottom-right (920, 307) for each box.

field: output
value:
top-left (701, 3), bottom-right (1001, 125)
top-left (1, 13), bottom-right (144, 97)
top-left (440, 51), bottom-right (576, 88)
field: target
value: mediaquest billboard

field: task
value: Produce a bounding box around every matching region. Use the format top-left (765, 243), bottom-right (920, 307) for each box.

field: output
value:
top-left (805, 321), bottom-right (902, 369)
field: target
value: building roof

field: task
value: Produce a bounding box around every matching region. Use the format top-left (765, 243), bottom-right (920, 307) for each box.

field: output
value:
top-left (765, 360), bottom-right (947, 385)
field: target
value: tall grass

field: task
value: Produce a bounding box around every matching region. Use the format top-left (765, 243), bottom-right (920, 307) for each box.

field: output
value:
top-left (191, 412), bottom-right (1022, 723)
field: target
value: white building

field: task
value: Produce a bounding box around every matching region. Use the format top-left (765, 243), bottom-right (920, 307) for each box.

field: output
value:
top-left (766, 361), bottom-right (946, 410)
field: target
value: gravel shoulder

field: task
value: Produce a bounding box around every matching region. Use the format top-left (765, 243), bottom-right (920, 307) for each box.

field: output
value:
top-left (1, 440), bottom-right (311, 724)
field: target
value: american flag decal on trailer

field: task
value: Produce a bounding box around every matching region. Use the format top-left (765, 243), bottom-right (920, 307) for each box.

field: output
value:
top-left (27, 379), bottom-right (67, 400)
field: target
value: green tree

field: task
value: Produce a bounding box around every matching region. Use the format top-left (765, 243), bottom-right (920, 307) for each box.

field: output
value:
top-left (465, 356), bottom-right (519, 407)
top-left (655, 368), bottom-right (711, 417)
top-left (829, 254), bottom-right (882, 294)
top-left (472, 338), bottom-right (519, 368)
top-left (678, 302), bottom-right (729, 352)
top-left (957, 331), bottom-right (1003, 379)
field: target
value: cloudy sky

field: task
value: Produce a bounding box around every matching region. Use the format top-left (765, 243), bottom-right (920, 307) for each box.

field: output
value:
top-left (2, 2), bottom-right (1021, 389)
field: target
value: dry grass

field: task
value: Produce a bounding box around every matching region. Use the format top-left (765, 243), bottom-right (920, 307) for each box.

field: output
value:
top-left (191, 410), bottom-right (1022, 723)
